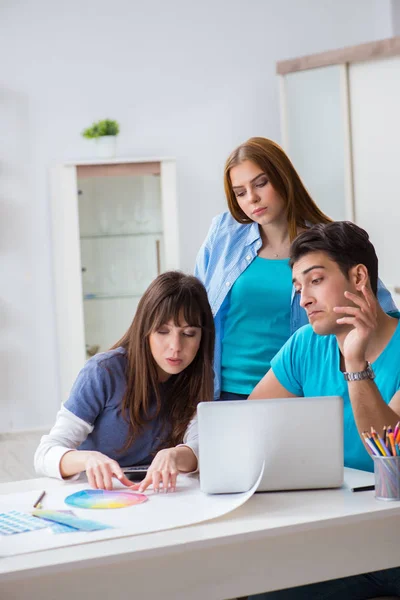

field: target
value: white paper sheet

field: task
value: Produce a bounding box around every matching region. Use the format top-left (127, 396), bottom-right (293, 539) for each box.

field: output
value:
top-left (0, 470), bottom-right (263, 558)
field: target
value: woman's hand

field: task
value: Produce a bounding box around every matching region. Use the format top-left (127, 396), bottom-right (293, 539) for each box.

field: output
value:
top-left (134, 448), bottom-right (180, 493)
top-left (83, 451), bottom-right (133, 490)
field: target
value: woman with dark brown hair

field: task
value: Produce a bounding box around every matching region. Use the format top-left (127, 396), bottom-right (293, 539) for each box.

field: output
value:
top-left (195, 137), bottom-right (396, 400)
top-left (35, 271), bottom-right (215, 492)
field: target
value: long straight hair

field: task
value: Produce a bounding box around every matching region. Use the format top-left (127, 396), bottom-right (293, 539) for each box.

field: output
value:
top-left (111, 271), bottom-right (215, 451)
top-left (224, 137), bottom-right (332, 240)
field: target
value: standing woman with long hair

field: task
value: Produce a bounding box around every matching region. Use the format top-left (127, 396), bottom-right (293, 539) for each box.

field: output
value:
top-left (35, 271), bottom-right (215, 492)
top-left (195, 137), bottom-right (396, 400)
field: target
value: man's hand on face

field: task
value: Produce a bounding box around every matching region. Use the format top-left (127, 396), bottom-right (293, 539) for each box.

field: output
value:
top-left (333, 285), bottom-right (378, 369)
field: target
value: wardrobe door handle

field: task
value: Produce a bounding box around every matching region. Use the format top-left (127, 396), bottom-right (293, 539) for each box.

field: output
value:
top-left (156, 240), bottom-right (161, 276)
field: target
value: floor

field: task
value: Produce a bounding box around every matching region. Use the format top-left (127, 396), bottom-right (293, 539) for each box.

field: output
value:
top-left (0, 431), bottom-right (45, 483)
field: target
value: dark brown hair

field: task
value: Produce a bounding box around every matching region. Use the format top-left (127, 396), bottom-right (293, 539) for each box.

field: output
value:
top-left (289, 221), bottom-right (378, 295)
top-left (112, 271), bottom-right (215, 451)
top-left (224, 137), bottom-right (332, 240)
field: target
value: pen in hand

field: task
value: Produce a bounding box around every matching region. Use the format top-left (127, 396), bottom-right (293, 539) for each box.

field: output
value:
top-left (33, 490), bottom-right (46, 508)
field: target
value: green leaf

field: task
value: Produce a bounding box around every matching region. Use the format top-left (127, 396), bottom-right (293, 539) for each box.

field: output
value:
top-left (81, 119), bottom-right (120, 138)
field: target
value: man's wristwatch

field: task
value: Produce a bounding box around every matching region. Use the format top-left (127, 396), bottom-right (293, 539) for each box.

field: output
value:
top-left (343, 361), bottom-right (375, 382)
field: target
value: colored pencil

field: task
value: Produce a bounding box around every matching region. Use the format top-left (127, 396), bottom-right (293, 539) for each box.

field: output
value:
top-left (362, 434), bottom-right (380, 456)
top-left (362, 432), bottom-right (380, 456)
top-left (363, 429), bottom-right (398, 493)
top-left (362, 423), bottom-right (400, 501)
top-left (33, 490), bottom-right (46, 509)
top-left (396, 428), bottom-right (400, 445)
top-left (378, 434), bottom-right (391, 456)
top-left (366, 433), bottom-right (381, 456)
top-left (387, 427), bottom-right (396, 457)
top-left (371, 428), bottom-right (386, 456)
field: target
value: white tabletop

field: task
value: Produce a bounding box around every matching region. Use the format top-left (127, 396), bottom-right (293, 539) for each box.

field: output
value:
top-left (1, 468), bottom-right (400, 600)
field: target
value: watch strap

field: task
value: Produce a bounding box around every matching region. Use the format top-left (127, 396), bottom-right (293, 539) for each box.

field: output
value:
top-left (343, 361), bottom-right (375, 382)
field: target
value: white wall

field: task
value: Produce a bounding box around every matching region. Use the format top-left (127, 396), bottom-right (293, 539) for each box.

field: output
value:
top-left (0, 0), bottom-right (393, 431)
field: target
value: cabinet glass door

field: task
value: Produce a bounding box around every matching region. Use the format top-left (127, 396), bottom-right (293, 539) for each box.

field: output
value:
top-left (77, 171), bottom-right (163, 357)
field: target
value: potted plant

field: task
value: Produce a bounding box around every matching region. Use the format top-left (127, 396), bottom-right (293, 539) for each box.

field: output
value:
top-left (82, 119), bottom-right (120, 158)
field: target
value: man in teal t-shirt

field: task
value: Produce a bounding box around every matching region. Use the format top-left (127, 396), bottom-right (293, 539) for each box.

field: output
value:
top-left (249, 221), bottom-right (400, 600)
top-left (270, 312), bottom-right (400, 472)
top-left (250, 221), bottom-right (400, 472)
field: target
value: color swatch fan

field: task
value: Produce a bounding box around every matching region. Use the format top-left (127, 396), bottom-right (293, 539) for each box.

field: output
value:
top-left (65, 489), bottom-right (148, 509)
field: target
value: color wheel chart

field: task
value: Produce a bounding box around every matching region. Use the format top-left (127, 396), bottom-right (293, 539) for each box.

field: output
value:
top-left (65, 489), bottom-right (148, 509)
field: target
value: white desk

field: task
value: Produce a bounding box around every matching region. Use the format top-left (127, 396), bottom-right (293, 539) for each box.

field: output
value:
top-left (1, 468), bottom-right (400, 600)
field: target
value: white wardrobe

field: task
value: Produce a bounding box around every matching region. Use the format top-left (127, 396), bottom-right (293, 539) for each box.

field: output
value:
top-left (50, 158), bottom-right (179, 404)
top-left (278, 37), bottom-right (400, 307)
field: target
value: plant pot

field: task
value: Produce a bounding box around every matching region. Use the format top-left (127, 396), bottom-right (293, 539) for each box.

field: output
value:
top-left (95, 135), bottom-right (117, 158)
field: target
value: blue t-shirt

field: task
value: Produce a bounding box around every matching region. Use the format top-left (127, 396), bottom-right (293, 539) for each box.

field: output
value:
top-left (271, 320), bottom-right (400, 472)
top-left (64, 347), bottom-right (170, 467)
top-left (221, 257), bottom-right (292, 394)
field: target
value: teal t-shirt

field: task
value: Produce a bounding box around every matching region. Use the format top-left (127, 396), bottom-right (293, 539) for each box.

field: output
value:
top-left (271, 320), bottom-right (400, 472)
top-left (221, 257), bottom-right (292, 394)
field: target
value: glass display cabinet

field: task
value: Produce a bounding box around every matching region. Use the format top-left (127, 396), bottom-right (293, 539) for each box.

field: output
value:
top-left (50, 158), bottom-right (178, 403)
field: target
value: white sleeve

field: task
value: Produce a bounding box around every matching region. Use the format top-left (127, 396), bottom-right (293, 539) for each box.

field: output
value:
top-left (176, 414), bottom-right (199, 472)
top-left (34, 406), bottom-right (94, 480)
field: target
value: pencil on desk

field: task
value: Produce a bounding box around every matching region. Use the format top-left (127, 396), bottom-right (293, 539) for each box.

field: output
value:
top-left (351, 484), bottom-right (375, 492)
top-left (393, 421), bottom-right (400, 442)
top-left (33, 490), bottom-right (46, 509)
top-left (383, 426), bottom-right (387, 446)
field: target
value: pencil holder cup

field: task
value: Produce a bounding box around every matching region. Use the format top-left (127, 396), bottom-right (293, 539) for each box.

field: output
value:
top-left (373, 456), bottom-right (400, 501)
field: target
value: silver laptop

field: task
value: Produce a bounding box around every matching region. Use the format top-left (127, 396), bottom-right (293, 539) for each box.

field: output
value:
top-left (198, 397), bottom-right (344, 494)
